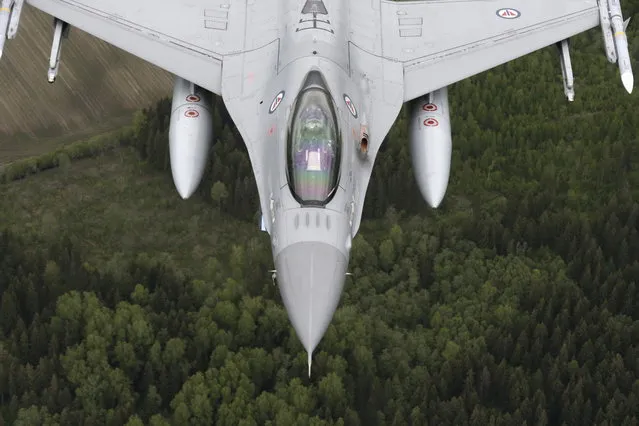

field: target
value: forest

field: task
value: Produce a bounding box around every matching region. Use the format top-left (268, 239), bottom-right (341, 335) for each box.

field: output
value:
top-left (1, 10), bottom-right (639, 425)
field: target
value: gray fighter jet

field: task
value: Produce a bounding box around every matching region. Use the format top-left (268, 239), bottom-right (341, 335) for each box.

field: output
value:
top-left (1, 0), bottom-right (633, 375)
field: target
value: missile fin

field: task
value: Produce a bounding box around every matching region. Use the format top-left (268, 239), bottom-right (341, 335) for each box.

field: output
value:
top-left (624, 17), bottom-right (631, 31)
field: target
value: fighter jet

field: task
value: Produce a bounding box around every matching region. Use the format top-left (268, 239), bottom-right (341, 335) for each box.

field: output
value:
top-left (1, 0), bottom-right (633, 375)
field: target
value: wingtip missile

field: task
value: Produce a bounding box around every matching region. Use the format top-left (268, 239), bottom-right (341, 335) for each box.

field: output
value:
top-left (622, 70), bottom-right (633, 93)
top-left (614, 32), bottom-right (634, 95)
top-left (308, 351), bottom-right (312, 378)
top-left (606, 0), bottom-right (634, 94)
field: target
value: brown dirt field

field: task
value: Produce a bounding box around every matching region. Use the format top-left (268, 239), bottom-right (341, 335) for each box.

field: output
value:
top-left (0, 5), bottom-right (173, 161)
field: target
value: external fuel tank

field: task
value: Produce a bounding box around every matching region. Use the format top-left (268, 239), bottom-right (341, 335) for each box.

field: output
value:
top-left (409, 87), bottom-right (452, 208)
top-left (169, 76), bottom-right (214, 199)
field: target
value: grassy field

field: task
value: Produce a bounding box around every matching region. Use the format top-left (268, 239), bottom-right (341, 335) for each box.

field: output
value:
top-left (0, 5), bottom-right (172, 160)
top-left (0, 115), bottom-right (133, 164)
top-left (0, 146), bottom-right (265, 273)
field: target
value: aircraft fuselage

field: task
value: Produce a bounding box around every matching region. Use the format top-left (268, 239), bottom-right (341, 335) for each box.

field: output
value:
top-left (220, 0), bottom-right (405, 374)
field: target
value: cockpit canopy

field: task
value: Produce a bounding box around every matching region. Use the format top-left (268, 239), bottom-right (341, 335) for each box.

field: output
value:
top-left (287, 71), bottom-right (341, 206)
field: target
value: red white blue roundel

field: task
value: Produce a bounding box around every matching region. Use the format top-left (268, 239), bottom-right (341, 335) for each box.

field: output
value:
top-left (343, 94), bottom-right (358, 118)
top-left (269, 91), bottom-right (285, 114)
top-left (496, 8), bottom-right (520, 19)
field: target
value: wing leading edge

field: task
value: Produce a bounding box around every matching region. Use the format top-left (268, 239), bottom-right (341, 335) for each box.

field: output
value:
top-left (377, 0), bottom-right (600, 101)
top-left (26, 0), bottom-right (279, 95)
top-left (25, 0), bottom-right (602, 101)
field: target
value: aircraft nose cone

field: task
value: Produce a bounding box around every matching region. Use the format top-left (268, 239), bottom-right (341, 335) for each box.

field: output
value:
top-left (275, 242), bottom-right (348, 356)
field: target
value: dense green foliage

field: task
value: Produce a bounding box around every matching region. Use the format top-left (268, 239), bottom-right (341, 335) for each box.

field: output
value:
top-left (2, 20), bottom-right (639, 425)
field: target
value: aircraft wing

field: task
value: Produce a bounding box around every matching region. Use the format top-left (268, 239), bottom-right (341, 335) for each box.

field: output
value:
top-left (26, 0), bottom-right (279, 95)
top-left (376, 0), bottom-right (600, 101)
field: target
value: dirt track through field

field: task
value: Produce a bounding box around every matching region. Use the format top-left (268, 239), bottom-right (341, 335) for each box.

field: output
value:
top-left (0, 5), bottom-right (172, 158)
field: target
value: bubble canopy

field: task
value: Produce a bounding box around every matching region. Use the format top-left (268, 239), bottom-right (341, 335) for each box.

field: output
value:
top-left (287, 71), bottom-right (341, 206)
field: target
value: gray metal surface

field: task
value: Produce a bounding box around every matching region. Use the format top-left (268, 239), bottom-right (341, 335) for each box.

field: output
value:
top-left (25, 0), bottom-right (280, 94)
top-left (374, 0), bottom-right (600, 100)
top-left (276, 241), bottom-right (347, 375)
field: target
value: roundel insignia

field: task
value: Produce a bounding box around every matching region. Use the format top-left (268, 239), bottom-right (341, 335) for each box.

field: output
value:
top-left (269, 91), bottom-right (285, 114)
top-left (186, 94), bottom-right (201, 103)
top-left (343, 94), bottom-right (358, 118)
top-left (423, 118), bottom-right (439, 127)
top-left (496, 8), bottom-right (520, 19)
top-left (422, 103), bottom-right (438, 112)
top-left (184, 109), bottom-right (199, 118)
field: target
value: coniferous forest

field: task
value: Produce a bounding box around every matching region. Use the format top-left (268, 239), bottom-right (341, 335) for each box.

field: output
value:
top-left (2, 14), bottom-right (639, 425)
